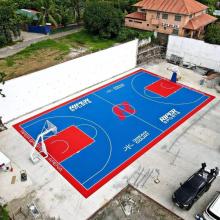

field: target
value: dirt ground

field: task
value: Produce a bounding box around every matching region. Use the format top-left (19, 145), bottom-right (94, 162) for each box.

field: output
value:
top-left (89, 185), bottom-right (183, 220)
top-left (0, 48), bottom-right (88, 81)
top-left (6, 191), bottom-right (57, 220)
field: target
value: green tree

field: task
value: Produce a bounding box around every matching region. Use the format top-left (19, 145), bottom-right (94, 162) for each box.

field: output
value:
top-left (204, 24), bottom-right (220, 45)
top-left (0, 205), bottom-right (9, 220)
top-left (55, 0), bottom-right (76, 25)
top-left (109, 0), bottom-right (137, 13)
top-left (117, 27), bottom-right (153, 42)
top-left (68, 0), bottom-right (85, 23)
top-left (58, 5), bottom-right (73, 26)
top-left (0, 0), bottom-right (21, 46)
top-left (84, 1), bottom-right (123, 38)
top-left (15, 0), bottom-right (39, 9)
top-left (197, 0), bottom-right (218, 13)
top-left (37, 0), bottom-right (61, 27)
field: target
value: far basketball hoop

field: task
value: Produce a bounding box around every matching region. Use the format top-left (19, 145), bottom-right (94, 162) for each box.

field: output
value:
top-left (30, 120), bottom-right (57, 164)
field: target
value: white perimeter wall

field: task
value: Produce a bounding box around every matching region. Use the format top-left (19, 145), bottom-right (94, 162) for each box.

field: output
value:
top-left (0, 40), bottom-right (138, 123)
top-left (167, 36), bottom-right (220, 72)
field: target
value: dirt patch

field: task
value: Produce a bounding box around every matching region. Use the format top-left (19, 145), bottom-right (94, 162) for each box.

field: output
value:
top-left (0, 49), bottom-right (67, 80)
top-left (89, 185), bottom-right (182, 220)
top-left (67, 47), bottom-right (88, 59)
top-left (0, 47), bottom-right (91, 81)
top-left (6, 191), bottom-right (58, 220)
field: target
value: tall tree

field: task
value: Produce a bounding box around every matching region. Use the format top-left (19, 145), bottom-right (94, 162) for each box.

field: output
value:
top-left (37, 0), bottom-right (61, 27)
top-left (84, 1), bottom-right (123, 38)
top-left (68, 0), bottom-right (85, 23)
top-left (0, 0), bottom-right (21, 46)
top-left (16, 0), bottom-right (39, 9)
top-left (55, 0), bottom-right (75, 25)
top-left (204, 24), bottom-right (220, 45)
top-left (197, 0), bottom-right (218, 13)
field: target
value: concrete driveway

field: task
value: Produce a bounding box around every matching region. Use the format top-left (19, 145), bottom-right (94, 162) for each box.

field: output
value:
top-left (0, 26), bottom-right (82, 59)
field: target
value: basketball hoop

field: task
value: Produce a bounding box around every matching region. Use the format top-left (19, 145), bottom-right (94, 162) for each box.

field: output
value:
top-left (30, 120), bottom-right (57, 164)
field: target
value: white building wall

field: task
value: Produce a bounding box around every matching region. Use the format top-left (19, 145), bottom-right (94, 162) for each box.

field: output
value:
top-left (166, 36), bottom-right (220, 72)
top-left (0, 40), bottom-right (138, 123)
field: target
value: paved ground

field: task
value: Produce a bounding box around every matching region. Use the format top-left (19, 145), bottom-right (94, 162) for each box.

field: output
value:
top-left (20, 31), bottom-right (46, 42)
top-left (0, 61), bottom-right (219, 220)
top-left (0, 26), bottom-right (82, 59)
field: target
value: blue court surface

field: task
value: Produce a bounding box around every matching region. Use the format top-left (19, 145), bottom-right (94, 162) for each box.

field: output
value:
top-left (14, 69), bottom-right (214, 197)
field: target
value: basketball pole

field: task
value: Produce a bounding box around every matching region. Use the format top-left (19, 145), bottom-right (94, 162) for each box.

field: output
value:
top-left (30, 127), bottom-right (56, 164)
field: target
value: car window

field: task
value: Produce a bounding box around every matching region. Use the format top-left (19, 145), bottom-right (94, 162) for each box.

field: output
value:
top-left (184, 175), bottom-right (205, 193)
top-left (183, 182), bottom-right (198, 194)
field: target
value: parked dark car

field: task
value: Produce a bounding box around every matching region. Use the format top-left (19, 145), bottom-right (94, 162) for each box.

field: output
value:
top-left (172, 163), bottom-right (219, 210)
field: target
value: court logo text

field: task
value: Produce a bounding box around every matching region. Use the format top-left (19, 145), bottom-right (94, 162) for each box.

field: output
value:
top-left (160, 109), bottom-right (180, 124)
top-left (69, 98), bottom-right (92, 112)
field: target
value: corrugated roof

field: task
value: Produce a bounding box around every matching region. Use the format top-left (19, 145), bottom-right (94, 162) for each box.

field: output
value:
top-left (17, 9), bottom-right (39, 20)
top-left (126, 12), bottom-right (146, 20)
top-left (184, 13), bottom-right (217, 30)
top-left (134, 0), bottom-right (208, 15)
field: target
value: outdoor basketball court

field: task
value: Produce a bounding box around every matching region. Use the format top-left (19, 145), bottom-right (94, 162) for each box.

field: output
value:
top-left (13, 69), bottom-right (214, 198)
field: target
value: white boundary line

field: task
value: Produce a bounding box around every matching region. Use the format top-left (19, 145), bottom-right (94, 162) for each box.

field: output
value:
top-left (76, 124), bottom-right (98, 139)
top-left (94, 93), bottom-right (163, 133)
top-left (144, 89), bottom-right (162, 99)
top-left (160, 82), bottom-right (177, 90)
top-left (131, 73), bottom-right (206, 105)
top-left (20, 116), bottom-right (112, 188)
top-left (50, 139), bottom-right (70, 154)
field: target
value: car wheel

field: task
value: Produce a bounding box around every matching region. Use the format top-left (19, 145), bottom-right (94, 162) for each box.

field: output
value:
top-left (186, 203), bottom-right (193, 210)
top-left (205, 185), bottom-right (210, 192)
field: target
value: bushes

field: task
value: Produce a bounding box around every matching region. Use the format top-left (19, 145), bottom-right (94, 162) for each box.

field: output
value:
top-left (84, 1), bottom-right (124, 38)
top-left (204, 24), bottom-right (220, 45)
top-left (0, 35), bottom-right (7, 48)
top-left (0, 205), bottom-right (9, 220)
top-left (0, 1), bottom-right (21, 47)
top-left (117, 27), bottom-right (153, 42)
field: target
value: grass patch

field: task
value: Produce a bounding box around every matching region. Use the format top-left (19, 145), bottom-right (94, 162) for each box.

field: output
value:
top-left (63, 30), bottom-right (118, 52)
top-left (5, 57), bottom-right (15, 67)
top-left (0, 206), bottom-right (9, 220)
top-left (15, 39), bottom-right (70, 59)
top-left (1, 29), bottom-right (120, 80)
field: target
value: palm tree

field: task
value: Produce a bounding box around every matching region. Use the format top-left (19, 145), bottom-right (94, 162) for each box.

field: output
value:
top-left (37, 0), bottom-right (61, 27)
top-left (69, 0), bottom-right (85, 23)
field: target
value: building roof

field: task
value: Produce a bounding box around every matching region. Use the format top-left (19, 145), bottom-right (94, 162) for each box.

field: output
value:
top-left (184, 13), bottom-right (217, 30)
top-left (134, 0), bottom-right (208, 15)
top-left (17, 9), bottom-right (39, 20)
top-left (126, 12), bottom-right (146, 20)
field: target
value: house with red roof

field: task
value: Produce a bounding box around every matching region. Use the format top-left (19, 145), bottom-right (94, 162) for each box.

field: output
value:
top-left (125, 0), bottom-right (217, 38)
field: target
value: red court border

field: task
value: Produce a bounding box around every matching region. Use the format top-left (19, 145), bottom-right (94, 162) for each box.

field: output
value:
top-left (13, 69), bottom-right (215, 198)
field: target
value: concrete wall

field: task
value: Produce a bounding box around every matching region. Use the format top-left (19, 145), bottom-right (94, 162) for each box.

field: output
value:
top-left (166, 35), bottom-right (220, 71)
top-left (0, 40), bottom-right (138, 123)
top-left (125, 10), bottom-right (195, 36)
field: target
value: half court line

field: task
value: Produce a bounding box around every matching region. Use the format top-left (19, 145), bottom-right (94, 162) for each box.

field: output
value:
top-left (93, 93), bottom-right (163, 132)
